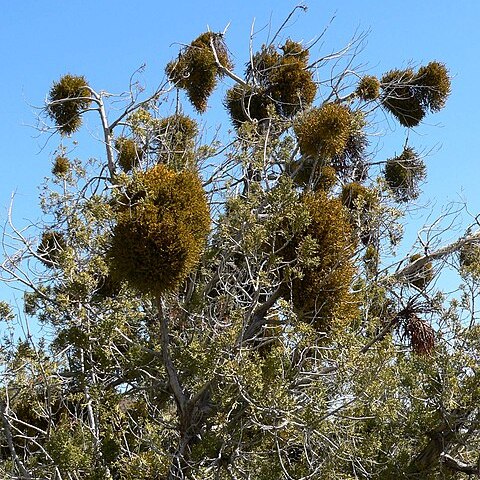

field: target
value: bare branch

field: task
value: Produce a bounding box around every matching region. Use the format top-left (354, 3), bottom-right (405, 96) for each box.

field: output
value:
top-left (157, 297), bottom-right (187, 414)
top-left (388, 229), bottom-right (480, 284)
top-left (209, 37), bottom-right (249, 88)
top-left (0, 401), bottom-right (32, 480)
top-left (441, 453), bottom-right (480, 476)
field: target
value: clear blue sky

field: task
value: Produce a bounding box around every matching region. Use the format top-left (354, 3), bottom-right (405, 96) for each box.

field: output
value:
top-left (0, 1), bottom-right (479, 310)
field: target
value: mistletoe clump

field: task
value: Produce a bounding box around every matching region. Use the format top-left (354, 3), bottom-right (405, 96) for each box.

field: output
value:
top-left (384, 146), bottom-right (426, 202)
top-left (414, 61), bottom-right (451, 111)
top-left (356, 75), bottom-right (381, 101)
top-left (381, 68), bottom-right (423, 127)
top-left (52, 155), bottom-right (70, 178)
top-left (108, 164), bottom-right (210, 295)
top-left (47, 74), bottom-right (91, 135)
top-left (330, 111), bottom-right (368, 179)
top-left (294, 103), bottom-right (353, 159)
top-left (316, 165), bottom-right (338, 191)
top-left (459, 244), bottom-right (480, 268)
top-left (226, 40), bottom-right (316, 126)
top-left (289, 161), bottom-right (338, 191)
top-left (380, 62), bottom-right (450, 127)
top-left (115, 137), bottom-right (143, 172)
top-left (283, 191), bottom-right (358, 330)
top-left (268, 40), bottom-right (317, 117)
top-left (341, 182), bottom-right (376, 210)
top-left (225, 85), bottom-right (272, 127)
top-left (166, 32), bottom-right (232, 113)
top-left (459, 244), bottom-right (480, 279)
top-left (37, 231), bottom-right (67, 268)
top-left (155, 114), bottom-right (198, 170)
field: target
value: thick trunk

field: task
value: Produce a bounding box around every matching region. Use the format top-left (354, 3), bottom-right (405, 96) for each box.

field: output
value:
top-left (410, 409), bottom-right (471, 474)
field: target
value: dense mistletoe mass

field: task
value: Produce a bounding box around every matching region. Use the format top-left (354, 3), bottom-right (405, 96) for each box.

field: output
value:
top-left (1, 7), bottom-right (480, 480)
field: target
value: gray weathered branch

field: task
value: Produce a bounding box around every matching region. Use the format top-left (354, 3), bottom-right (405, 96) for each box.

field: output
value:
top-left (0, 400), bottom-right (32, 479)
top-left (388, 229), bottom-right (480, 285)
top-left (157, 297), bottom-right (187, 414)
top-left (441, 453), bottom-right (480, 476)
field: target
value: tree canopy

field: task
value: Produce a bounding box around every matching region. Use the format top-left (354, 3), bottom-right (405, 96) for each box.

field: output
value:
top-left (1, 7), bottom-right (480, 480)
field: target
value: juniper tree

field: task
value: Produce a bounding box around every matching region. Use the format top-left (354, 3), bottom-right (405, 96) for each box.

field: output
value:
top-left (2, 7), bottom-right (480, 480)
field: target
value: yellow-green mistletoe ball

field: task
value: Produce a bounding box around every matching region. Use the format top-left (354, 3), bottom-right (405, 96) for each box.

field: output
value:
top-left (280, 191), bottom-right (358, 330)
top-left (166, 32), bottom-right (232, 113)
top-left (108, 164), bottom-right (210, 295)
top-left (47, 74), bottom-right (91, 135)
top-left (356, 75), bottom-right (380, 101)
top-left (380, 63), bottom-right (450, 127)
top-left (155, 114), bottom-right (198, 170)
top-left (341, 182), bottom-right (376, 211)
top-left (52, 155), bottom-right (70, 178)
top-left (294, 103), bottom-right (353, 159)
top-left (414, 61), bottom-right (451, 112)
top-left (115, 137), bottom-right (142, 172)
top-left (384, 146), bottom-right (426, 202)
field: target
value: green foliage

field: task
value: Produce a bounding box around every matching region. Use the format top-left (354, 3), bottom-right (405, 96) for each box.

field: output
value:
top-left (294, 103), bottom-right (353, 159)
top-left (166, 32), bottom-right (232, 112)
top-left (108, 164), bottom-right (210, 295)
top-left (384, 146), bottom-right (426, 201)
top-left (115, 136), bottom-right (142, 172)
top-left (381, 62), bottom-right (450, 127)
top-left (341, 182), bottom-right (380, 246)
top-left (47, 74), bottom-right (91, 134)
top-left (46, 421), bottom-right (93, 473)
top-left (118, 451), bottom-right (168, 480)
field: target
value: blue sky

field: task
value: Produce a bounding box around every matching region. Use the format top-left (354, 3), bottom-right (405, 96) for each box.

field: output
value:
top-left (0, 1), bottom-right (479, 312)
